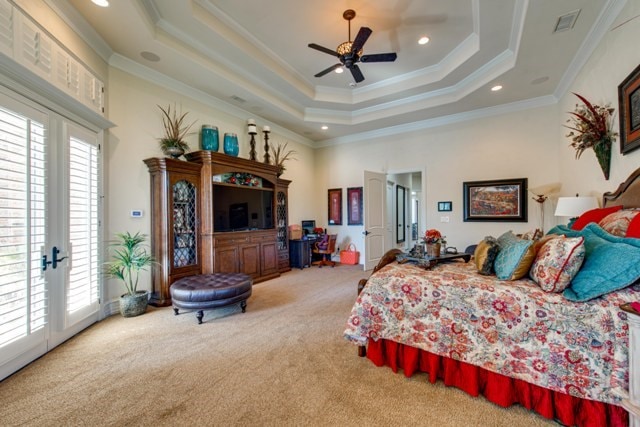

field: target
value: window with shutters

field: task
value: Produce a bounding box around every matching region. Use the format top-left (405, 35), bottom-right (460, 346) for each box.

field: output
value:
top-left (0, 105), bottom-right (47, 349)
top-left (66, 132), bottom-right (99, 317)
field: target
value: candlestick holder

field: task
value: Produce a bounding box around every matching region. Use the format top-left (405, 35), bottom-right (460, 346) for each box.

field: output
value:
top-left (248, 122), bottom-right (258, 161)
top-left (263, 129), bottom-right (271, 164)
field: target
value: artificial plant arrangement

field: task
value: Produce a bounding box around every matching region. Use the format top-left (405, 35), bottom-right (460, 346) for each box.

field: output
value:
top-left (270, 141), bottom-right (297, 176)
top-left (104, 231), bottom-right (155, 317)
top-left (157, 104), bottom-right (196, 159)
top-left (423, 229), bottom-right (444, 257)
top-left (423, 229), bottom-right (443, 244)
top-left (564, 92), bottom-right (617, 180)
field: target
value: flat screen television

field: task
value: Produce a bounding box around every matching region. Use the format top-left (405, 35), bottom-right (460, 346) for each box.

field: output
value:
top-left (213, 185), bottom-right (273, 232)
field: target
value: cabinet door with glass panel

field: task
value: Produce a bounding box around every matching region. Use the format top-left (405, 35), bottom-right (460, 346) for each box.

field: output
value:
top-left (145, 158), bottom-right (201, 306)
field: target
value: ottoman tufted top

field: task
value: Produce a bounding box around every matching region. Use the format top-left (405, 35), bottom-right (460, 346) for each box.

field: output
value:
top-left (170, 273), bottom-right (252, 303)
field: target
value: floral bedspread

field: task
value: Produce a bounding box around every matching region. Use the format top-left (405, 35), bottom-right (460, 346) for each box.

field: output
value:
top-left (344, 261), bottom-right (640, 404)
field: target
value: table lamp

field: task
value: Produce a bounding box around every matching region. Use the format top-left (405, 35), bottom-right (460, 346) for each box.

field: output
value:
top-left (554, 195), bottom-right (599, 226)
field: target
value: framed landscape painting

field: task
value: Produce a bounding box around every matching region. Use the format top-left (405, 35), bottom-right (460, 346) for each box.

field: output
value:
top-left (463, 178), bottom-right (528, 222)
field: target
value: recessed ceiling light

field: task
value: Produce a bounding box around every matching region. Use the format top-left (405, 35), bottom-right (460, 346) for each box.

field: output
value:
top-left (91, 0), bottom-right (109, 7)
top-left (418, 36), bottom-right (430, 45)
top-left (321, 125), bottom-right (328, 130)
top-left (491, 85), bottom-right (503, 92)
top-left (335, 67), bottom-right (344, 74)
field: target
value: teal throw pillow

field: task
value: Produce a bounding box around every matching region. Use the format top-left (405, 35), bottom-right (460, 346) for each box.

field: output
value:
top-left (494, 238), bottom-right (535, 280)
top-left (549, 223), bottom-right (640, 301)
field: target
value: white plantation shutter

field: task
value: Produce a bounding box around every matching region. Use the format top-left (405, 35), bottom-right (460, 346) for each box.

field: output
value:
top-left (0, 104), bottom-right (47, 350)
top-left (65, 132), bottom-right (99, 318)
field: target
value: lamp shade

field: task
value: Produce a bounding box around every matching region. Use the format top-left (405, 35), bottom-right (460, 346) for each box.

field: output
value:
top-left (554, 196), bottom-right (599, 217)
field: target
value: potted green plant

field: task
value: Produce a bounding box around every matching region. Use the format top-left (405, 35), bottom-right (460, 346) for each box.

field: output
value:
top-left (157, 104), bottom-right (195, 159)
top-left (270, 141), bottom-right (297, 177)
top-left (105, 232), bottom-right (155, 317)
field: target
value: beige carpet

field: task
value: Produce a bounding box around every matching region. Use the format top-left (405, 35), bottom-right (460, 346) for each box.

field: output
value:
top-left (0, 265), bottom-right (555, 426)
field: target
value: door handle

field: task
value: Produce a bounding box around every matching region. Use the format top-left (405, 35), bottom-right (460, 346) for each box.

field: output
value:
top-left (41, 246), bottom-right (68, 271)
top-left (363, 230), bottom-right (370, 236)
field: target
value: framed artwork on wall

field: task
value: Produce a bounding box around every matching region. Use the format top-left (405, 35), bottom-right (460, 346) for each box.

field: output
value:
top-left (328, 188), bottom-right (342, 225)
top-left (347, 187), bottom-right (363, 225)
top-left (463, 178), bottom-right (528, 222)
top-left (619, 63), bottom-right (640, 155)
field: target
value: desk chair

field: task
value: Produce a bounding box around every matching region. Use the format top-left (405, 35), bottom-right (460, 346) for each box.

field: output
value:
top-left (312, 234), bottom-right (337, 267)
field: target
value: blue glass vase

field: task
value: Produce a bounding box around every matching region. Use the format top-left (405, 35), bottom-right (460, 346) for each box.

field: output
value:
top-left (200, 125), bottom-right (219, 151)
top-left (223, 133), bottom-right (239, 156)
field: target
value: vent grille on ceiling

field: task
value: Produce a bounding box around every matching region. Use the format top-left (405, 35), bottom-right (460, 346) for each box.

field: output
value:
top-left (554, 9), bottom-right (580, 33)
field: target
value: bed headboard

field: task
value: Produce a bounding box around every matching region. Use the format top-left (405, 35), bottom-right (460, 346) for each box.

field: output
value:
top-left (602, 167), bottom-right (640, 208)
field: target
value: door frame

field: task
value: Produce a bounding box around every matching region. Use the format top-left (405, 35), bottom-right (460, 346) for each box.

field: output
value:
top-left (0, 81), bottom-right (105, 380)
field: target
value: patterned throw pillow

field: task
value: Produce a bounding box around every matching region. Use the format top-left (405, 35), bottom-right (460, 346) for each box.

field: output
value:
top-left (529, 236), bottom-right (585, 293)
top-left (494, 238), bottom-right (536, 280)
top-left (598, 209), bottom-right (640, 237)
top-left (474, 237), bottom-right (500, 275)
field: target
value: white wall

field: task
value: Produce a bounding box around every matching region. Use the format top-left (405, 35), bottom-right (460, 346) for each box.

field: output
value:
top-left (316, 105), bottom-right (561, 255)
top-left (558, 0), bottom-right (640, 195)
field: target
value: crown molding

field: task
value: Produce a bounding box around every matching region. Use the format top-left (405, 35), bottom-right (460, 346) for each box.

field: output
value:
top-left (44, 0), bottom-right (113, 62)
top-left (315, 95), bottom-right (557, 148)
top-left (108, 54), bottom-right (314, 147)
top-left (305, 48), bottom-right (516, 125)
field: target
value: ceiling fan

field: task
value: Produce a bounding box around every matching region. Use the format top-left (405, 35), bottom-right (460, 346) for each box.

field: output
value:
top-left (308, 9), bottom-right (397, 84)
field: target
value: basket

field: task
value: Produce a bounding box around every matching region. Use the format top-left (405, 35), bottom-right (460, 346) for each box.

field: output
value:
top-left (340, 243), bottom-right (360, 265)
top-left (289, 224), bottom-right (302, 240)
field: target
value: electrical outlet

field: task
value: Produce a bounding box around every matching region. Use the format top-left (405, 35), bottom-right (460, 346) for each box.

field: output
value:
top-left (440, 216), bottom-right (450, 223)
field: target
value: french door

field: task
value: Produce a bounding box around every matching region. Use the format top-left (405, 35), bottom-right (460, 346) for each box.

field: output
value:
top-left (0, 88), bottom-right (102, 380)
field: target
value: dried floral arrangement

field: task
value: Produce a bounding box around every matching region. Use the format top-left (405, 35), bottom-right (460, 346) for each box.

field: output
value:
top-left (564, 93), bottom-right (617, 179)
top-left (270, 141), bottom-right (297, 176)
top-left (157, 104), bottom-right (196, 158)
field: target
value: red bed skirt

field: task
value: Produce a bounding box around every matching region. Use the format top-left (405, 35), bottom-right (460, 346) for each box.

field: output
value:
top-left (367, 339), bottom-right (628, 427)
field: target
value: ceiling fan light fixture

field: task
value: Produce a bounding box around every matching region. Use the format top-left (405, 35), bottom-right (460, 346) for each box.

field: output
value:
top-left (418, 36), bottom-right (430, 45)
top-left (337, 41), bottom-right (362, 57)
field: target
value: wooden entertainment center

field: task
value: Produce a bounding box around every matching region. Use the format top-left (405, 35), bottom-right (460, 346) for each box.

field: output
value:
top-left (144, 151), bottom-right (290, 307)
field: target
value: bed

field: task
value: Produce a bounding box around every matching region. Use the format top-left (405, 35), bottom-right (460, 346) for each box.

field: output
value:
top-left (345, 168), bottom-right (640, 427)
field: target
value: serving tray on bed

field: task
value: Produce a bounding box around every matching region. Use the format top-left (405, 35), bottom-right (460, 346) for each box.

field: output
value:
top-left (396, 252), bottom-right (471, 269)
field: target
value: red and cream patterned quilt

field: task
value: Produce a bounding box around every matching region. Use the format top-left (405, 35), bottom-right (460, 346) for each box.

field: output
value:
top-left (344, 261), bottom-right (640, 404)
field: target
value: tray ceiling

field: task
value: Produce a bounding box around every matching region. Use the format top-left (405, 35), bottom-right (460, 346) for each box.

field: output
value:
top-left (62, 0), bottom-right (625, 146)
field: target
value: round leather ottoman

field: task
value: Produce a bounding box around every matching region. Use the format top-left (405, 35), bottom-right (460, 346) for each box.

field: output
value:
top-left (170, 273), bottom-right (252, 324)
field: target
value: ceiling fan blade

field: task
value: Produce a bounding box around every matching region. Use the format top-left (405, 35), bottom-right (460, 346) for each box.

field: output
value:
top-left (308, 43), bottom-right (339, 57)
top-left (351, 27), bottom-right (372, 53)
top-left (314, 63), bottom-right (343, 78)
top-left (350, 64), bottom-right (365, 83)
top-left (360, 52), bottom-right (397, 63)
